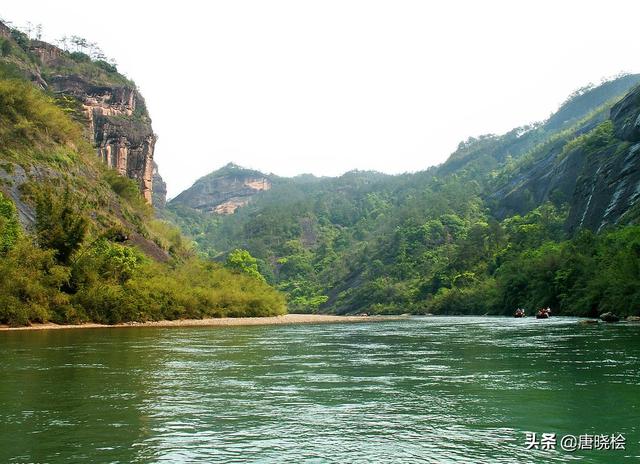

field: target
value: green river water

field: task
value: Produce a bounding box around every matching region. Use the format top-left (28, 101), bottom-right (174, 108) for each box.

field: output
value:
top-left (0, 316), bottom-right (638, 463)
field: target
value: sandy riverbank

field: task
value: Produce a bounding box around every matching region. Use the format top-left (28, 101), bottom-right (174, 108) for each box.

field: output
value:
top-left (0, 313), bottom-right (407, 331)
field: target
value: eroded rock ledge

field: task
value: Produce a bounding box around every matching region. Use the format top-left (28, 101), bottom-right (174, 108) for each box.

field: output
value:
top-left (49, 75), bottom-right (157, 204)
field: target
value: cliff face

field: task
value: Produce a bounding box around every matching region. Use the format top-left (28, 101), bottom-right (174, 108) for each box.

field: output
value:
top-left (49, 75), bottom-right (157, 203)
top-left (0, 21), bottom-right (10, 39)
top-left (567, 86), bottom-right (640, 232)
top-left (152, 162), bottom-right (167, 209)
top-left (490, 83), bottom-right (640, 233)
top-left (489, 116), bottom-right (606, 217)
top-left (170, 163), bottom-right (272, 214)
top-left (0, 22), bottom-right (163, 205)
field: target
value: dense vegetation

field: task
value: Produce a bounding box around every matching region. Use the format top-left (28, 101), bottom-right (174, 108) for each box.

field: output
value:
top-left (2, 19), bottom-right (639, 323)
top-left (168, 77), bottom-right (640, 318)
top-left (0, 67), bottom-right (285, 326)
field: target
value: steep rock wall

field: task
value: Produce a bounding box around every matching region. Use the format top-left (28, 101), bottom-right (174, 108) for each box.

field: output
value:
top-left (49, 75), bottom-right (156, 203)
top-left (490, 84), bottom-right (640, 233)
top-left (567, 86), bottom-right (640, 232)
top-left (490, 117), bottom-right (605, 218)
top-left (152, 162), bottom-right (167, 209)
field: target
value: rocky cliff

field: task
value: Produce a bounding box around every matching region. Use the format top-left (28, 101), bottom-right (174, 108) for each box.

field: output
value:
top-left (489, 82), bottom-right (640, 233)
top-left (0, 21), bottom-right (164, 205)
top-left (170, 163), bottom-right (273, 214)
top-left (152, 162), bottom-right (167, 209)
top-left (488, 115), bottom-right (606, 218)
top-left (49, 74), bottom-right (157, 202)
top-left (568, 86), bottom-right (640, 232)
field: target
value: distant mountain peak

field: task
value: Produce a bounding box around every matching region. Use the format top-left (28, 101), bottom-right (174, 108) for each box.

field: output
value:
top-left (170, 163), bottom-right (273, 214)
top-left (222, 162), bottom-right (244, 169)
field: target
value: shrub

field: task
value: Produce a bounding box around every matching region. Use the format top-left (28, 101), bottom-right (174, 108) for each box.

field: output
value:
top-left (103, 168), bottom-right (140, 200)
top-left (35, 187), bottom-right (88, 264)
top-left (9, 29), bottom-right (28, 50)
top-left (72, 239), bottom-right (146, 288)
top-left (1, 39), bottom-right (11, 57)
top-left (68, 51), bottom-right (91, 63)
top-left (0, 192), bottom-right (20, 253)
top-left (146, 219), bottom-right (192, 258)
top-left (0, 78), bottom-right (83, 150)
top-left (70, 258), bottom-right (286, 324)
top-left (0, 238), bottom-right (71, 326)
top-left (95, 60), bottom-right (117, 73)
top-left (72, 283), bottom-right (137, 324)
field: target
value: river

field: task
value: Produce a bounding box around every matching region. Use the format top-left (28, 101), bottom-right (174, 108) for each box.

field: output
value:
top-left (1, 317), bottom-right (638, 463)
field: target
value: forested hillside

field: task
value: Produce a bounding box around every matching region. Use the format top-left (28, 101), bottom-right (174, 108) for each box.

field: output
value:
top-left (168, 75), bottom-right (640, 317)
top-left (0, 24), bottom-right (285, 326)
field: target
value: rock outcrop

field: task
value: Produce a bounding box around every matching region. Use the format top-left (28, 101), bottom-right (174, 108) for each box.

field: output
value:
top-left (152, 162), bottom-right (167, 209)
top-left (28, 40), bottom-right (63, 66)
top-left (490, 116), bottom-right (605, 218)
top-left (0, 21), bottom-right (159, 205)
top-left (170, 163), bottom-right (273, 214)
top-left (558, 86), bottom-right (640, 233)
top-left (600, 312), bottom-right (620, 322)
top-left (48, 75), bottom-right (157, 204)
top-left (489, 81), bottom-right (640, 233)
top-left (0, 21), bottom-right (11, 39)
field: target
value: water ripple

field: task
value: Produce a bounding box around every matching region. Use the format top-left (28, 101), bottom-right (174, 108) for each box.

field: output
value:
top-left (1, 316), bottom-right (639, 463)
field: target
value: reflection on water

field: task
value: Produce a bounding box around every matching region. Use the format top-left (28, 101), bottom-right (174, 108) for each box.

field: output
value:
top-left (1, 317), bottom-right (639, 463)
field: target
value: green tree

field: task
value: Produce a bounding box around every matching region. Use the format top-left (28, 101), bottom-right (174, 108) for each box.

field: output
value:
top-left (1, 40), bottom-right (11, 57)
top-left (35, 187), bottom-right (88, 264)
top-left (225, 249), bottom-right (265, 281)
top-left (0, 238), bottom-right (71, 326)
top-left (0, 192), bottom-right (20, 253)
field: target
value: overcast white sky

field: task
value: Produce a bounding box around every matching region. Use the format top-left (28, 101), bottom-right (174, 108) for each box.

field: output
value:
top-left (2, 1), bottom-right (639, 197)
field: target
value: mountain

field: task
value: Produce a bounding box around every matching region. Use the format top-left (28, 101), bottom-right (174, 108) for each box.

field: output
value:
top-left (0, 21), bottom-right (284, 326)
top-left (170, 163), bottom-right (276, 214)
top-left (439, 75), bottom-right (640, 178)
top-left (167, 75), bottom-right (640, 317)
top-left (486, 79), bottom-right (640, 233)
top-left (0, 21), bottom-right (165, 206)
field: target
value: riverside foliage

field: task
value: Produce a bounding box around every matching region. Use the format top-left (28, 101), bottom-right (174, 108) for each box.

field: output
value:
top-left (172, 174), bottom-right (640, 317)
top-left (0, 76), bottom-right (285, 326)
top-left (168, 78), bottom-right (640, 317)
